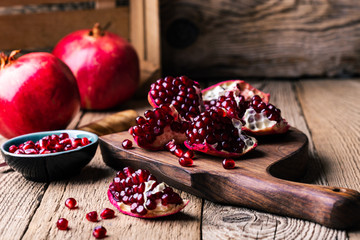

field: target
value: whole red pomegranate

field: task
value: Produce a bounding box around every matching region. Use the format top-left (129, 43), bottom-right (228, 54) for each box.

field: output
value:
top-left (0, 50), bottom-right (80, 139)
top-left (53, 23), bottom-right (140, 110)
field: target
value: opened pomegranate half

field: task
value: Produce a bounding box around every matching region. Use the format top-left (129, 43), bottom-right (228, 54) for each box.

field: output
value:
top-left (184, 107), bottom-right (257, 158)
top-left (108, 167), bottom-right (188, 218)
top-left (129, 105), bottom-right (188, 150)
top-left (148, 76), bottom-right (203, 121)
top-left (203, 92), bottom-right (289, 136)
top-left (202, 80), bottom-right (270, 105)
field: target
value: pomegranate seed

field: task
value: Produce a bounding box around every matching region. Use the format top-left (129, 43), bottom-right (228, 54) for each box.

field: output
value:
top-left (23, 143), bottom-right (34, 150)
top-left (123, 167), bottom-right (135, 177)
top-left (65, 198), bottom-right (77, 209)
top-left (174, 148), bottom-right (184, 157)
top-left (55, 143), bottom-right (64, 152)
top-left (122, 139), bottom-right (133, 149)
top-left (222, 159), bottom-right (236, 169)
top-left (86, 211), bottom-right (98, 222)
top-left (136, 205), bottom-right (148, 215)
top-left (38, 139), bottom-right (49, 149)
top-left (130, 202), bottom-right (139, 213)
top-left (72, 138), bottom-right (82, 148)
top-left (183, 150), bottom-right (194, 158)
top-left (100, 208), bottom-right (115, 219)
top-left (56, 218), bottom-right (68, 230)
top-left (145, 199), bottom-right (157, 210)
top-left (81, 137), bottom-right (90, 146)
top-left (8, 145), bottom-right (17, 153)
top-left (92, 226), bottom-right (107, 239)
top-left (24, 148), bottom-right (38, 154)
top-left (179, 157), bottom-right (193, 167)
top-left (59, 133), bottom-right (69, 140)
top-left (39, 149), bottom-right (51, 154)
top-left (59, 138), bottom-right (72, 146)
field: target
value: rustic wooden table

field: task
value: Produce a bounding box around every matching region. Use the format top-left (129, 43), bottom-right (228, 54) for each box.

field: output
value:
top-left (0, 79), bottom-right (359, 240)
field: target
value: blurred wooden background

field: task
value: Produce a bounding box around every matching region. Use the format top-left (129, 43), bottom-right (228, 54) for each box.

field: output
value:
top-left (1, 0), bottom-right (359, 80)
top-left (160, 0), bottom-right (360, 79)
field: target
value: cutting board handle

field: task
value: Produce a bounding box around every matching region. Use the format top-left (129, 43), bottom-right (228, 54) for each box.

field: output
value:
top-left (197, 170), bottom-right (360, 229)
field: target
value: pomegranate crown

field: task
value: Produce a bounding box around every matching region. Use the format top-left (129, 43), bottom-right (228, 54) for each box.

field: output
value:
top-left (89, 23), bottom-right (109, 37)
top-left (0, 50), bottom-right (20, 69)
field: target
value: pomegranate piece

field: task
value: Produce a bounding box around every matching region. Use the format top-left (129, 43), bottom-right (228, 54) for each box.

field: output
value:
top-left (202, 79), bottom-right (270, 104)
top-left (100, 208), bottom-right (115, 219)
top-left (129, 105), bottom-right (187, 150)
top-left (241, 95), bottom-right (290, 135)
top-left (86, 211), bottom-right (98, 222)
top-left (205, 92), bottom-right (289, 136)
top-left (148, 76), bottom-right (203, 121)
top-left (222, 159), bottom-right (236, 169)
top-left (56, 218), bottom-right (68, 230)
top-left (184, 107), bottom-right (257, 158)
top-left (92, 226), bottom-right (107, 239)
top-left (65, 197), bottom-right (77, 209)
top-left (122, 139), bottom-right (133, 149)
top-left (108, 167), bottom-right (189, 218)
top-left (9, 133), bottom-right (92, 155)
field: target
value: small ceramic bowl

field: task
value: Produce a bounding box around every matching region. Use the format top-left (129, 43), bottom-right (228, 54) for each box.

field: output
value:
top-left (0, 130), bottom-right (98, 182)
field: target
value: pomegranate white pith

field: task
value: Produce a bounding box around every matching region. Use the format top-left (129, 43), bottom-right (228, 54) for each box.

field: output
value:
top-left (241, 95), bottom-right (290, 135)
top-left (242, 108), bottom-right (289, 135)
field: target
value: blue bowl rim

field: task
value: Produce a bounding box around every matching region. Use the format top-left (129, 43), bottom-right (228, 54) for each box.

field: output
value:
top-left (0, 129), bottom-right (99, 158)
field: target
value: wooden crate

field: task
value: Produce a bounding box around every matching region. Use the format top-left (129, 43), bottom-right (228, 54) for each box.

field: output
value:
top-left (0, 0), bottom-right (161, 87)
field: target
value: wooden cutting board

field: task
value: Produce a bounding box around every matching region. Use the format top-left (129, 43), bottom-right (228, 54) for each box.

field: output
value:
top-left (99, 128), bottom-right (360, 229)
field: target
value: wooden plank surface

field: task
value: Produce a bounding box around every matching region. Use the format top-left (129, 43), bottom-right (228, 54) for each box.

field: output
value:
top-left (296, 79), bottom-right (360, 239)
top-left (160, 0), bottom-right (360, 78)
top-left (0, 79), bottom-right (359, 239)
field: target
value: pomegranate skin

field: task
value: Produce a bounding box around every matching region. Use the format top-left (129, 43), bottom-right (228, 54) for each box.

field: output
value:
top-left (53, 26), bottom-right (140, 110)
top-left (0, 52), bottom-right (80, 139)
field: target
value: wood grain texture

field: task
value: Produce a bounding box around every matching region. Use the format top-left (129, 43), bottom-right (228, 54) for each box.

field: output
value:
top-left (201, 81), bottom-right (348, 239)
top-left (296, 79), bottom-right (360, 239)
top-left (297, 80), bottom-right (360, 190)
top-left (160, 0), bottom-right (360, 78)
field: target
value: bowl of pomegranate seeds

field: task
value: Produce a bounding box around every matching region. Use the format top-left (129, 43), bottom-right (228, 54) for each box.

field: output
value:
top-left (0, 130), bottom-right (98, 182)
